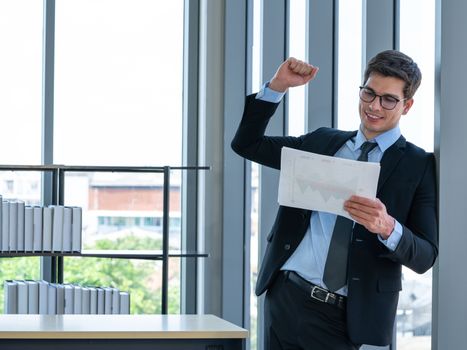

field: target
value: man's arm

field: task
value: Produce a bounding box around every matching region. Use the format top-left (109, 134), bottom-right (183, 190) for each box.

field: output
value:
top-left (231, 58), bottom-right (319, 168)
top-left (383, 154), bottom-right (438, 273)
top-left (231, 95), bottom-right (302, 169)
top-left (345, 154), bottom-right (438, 273)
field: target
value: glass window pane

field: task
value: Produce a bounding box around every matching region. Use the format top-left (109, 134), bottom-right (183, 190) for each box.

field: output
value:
top-left (399, 1), bottom-right (435, 152)
top-left (63, 169), bottom-right (181, 314)
top-left (337, 0), bottom-right (363, 131)
top-left (56, 0), bottom-right (185, 317)
top-left (0, 170), bottom-right (43, 313)
top-left (168, 257), bottom-right (181, 313)
top-left (0, 171), bottom-right (42, 205)
top-left (0, 1), bottom-right (43, 164)
top-left (287, 0), bottom-right (307, 136)
top-left (397, 1), bottom-right (435, 349)
top-left (54, 0), bottom-right (184, 166)
top-left (0, 257), bottom-right (41, 313)
top-left (63, 171), bottom-right (181, 251)
top-left (64, 257), bottom-right (166, 313)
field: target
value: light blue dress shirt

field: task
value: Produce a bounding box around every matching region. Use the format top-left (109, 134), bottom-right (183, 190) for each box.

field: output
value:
top-left (256, 83), bottom-right (403, 296)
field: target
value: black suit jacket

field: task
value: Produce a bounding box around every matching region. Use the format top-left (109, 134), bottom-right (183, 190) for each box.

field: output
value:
top-left (231, 94), bottom-right (438, 346)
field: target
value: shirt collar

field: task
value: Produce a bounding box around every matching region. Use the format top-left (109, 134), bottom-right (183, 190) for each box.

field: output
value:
top-left (353, 125), bottom-right (402, 153)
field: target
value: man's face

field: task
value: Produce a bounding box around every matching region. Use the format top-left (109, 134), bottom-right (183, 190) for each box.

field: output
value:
top-left (359, 73), bottom-right (414, 140)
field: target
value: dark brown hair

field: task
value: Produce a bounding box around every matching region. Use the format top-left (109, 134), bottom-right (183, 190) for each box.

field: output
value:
top-left (363, 50), bottom-right (422, 99)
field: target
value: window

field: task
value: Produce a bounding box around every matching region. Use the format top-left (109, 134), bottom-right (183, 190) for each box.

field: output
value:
top-left (54, 0), bottom-right (184, 166)
top-left (0, 0), bottom-right (42, 164)
top-left (397, 1), bottom-right (436, 348)
top-left (0, 171), bottom-right (42, 313)
top-left (53, 0), bottom-right (185, 314)
top-left (0, 0), bottom-right (193, 316)
top-left (63, 170), bottom-right (182, 313)
top-left (399, 1), bottom-right (435, 152)
top-left (287, 0), bottom-right (307, 136)
top-left (336, 0), bottom-right (363, 131)
top-left (0, 0), bottom-right (43, 312)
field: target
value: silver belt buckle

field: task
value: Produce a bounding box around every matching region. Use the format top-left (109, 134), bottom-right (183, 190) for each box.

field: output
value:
top-left (310, 285), bottom-right (336, 304)
top-left (310, 285), bottom-right (326, 302)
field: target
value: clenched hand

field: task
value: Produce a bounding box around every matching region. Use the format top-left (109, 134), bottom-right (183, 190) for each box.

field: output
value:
top-left (269, 57), bottom-right (319, 92)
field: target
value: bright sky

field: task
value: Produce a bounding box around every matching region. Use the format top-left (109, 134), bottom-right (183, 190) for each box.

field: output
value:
top-left (0, 0), bottom-right (184, 166)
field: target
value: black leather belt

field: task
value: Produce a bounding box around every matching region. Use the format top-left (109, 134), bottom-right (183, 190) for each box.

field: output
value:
top-left (286, 271), bottom-right (346, 310)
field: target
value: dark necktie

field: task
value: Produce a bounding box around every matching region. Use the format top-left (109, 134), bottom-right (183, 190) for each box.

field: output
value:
top-left (322, 141), bottom-right (378, 292)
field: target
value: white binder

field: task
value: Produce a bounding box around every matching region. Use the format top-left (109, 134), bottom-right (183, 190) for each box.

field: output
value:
top-left (1, 200), bottom-right (7, 252)
top-left (62, 207), bottom-right (72, 252)
top-left (4, 280), bottom-right (18, 314)
top-left (119, 292), bottom-right (130, 314)
top-left (16, 201), bottom-right (25, 251)
top-left (42, 207), bottom-right (53, 251)
top-left (51, 206), bottom-right (64, 252)
top-left (38, 280), bottom-right (49, 314)
top-left (33, 206), bottom-right (43, 252)
top-left (8, 201), bottom-right (18, 252)
top-left (112, 288), bottom-right (120, 314)
top-left (81, 287), bottom-right (90, 314)
top-left (73, 285), bottom-right (82, 314)
top-left (96, 287), bottom-right (105, 314)
top-left (89, 287), bottom-right (98, 314)
top-left (71, 207), bottom-right (82, 252)
top-left (47, 284), bottom-right (57, 315)
top-left (26, 280), bottom-right (39, 314)
top-left (64, 285), bottom-right (74, 314)
top-left (24, 206), bottom-right (34, 252)
top-left (103, 287), bottom-right (113, 314)
top-left (55, 284), bottom-right (65, 315)
top-left (17, 281), bottom-right (28, 314)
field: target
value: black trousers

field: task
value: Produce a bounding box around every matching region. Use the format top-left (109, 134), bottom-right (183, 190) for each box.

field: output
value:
top-left (264, 272), bottom-right (361, 350)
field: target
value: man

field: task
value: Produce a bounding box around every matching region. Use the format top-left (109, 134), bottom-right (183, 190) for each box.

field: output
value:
top-left (231, 50), bottom-right (438, 349)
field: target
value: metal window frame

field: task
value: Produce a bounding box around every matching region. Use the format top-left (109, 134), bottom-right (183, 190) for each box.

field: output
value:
top-left (41, 0), bottom-right (56, 283)
top-left (181, 0), bottom-right (200, 315)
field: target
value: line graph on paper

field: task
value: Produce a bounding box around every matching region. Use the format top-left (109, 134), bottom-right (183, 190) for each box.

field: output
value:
top-left (291, 157), bottom-right (359, 216)
top-left (278, 147), bottom-right (380, 218)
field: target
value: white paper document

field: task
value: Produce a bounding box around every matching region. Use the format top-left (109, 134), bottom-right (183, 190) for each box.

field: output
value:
top-left (278, 147), bottom-right (381, 219)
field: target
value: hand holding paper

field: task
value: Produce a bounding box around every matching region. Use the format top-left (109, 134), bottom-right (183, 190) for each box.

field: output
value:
top-left (344, 195), bottom-right (395, 237)
top-left (278, 147), bottom-right (381, 219)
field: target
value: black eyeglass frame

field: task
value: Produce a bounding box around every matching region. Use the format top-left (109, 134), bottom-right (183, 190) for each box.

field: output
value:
top-left (359, 86), bottom-right (407, 110)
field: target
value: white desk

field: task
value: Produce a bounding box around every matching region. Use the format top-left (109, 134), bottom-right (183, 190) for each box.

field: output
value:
top-left (0, 314), bottom-right (248, 350)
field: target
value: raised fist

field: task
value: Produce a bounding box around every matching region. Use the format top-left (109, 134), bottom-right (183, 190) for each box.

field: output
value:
top-left (269, 57), bottom-right (319, 92)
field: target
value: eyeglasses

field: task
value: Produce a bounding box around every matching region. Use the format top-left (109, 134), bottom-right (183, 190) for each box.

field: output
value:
top-left (359, 86), bottom-right (406, 110)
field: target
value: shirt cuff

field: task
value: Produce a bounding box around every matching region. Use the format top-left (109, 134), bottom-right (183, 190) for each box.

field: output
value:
top-left (378, 220), bottom-right (403, 251)
top-left (255, 82), bottom-right (286, 103)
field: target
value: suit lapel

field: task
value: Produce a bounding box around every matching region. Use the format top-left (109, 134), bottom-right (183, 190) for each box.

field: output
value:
top-left (377, 135), bottom-right (406, 194)
top-left (320, 130), bottom-right (357, 156)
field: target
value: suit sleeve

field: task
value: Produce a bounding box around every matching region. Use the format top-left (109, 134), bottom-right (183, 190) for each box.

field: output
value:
top-left (231, 94), bottom-right (305, 169)
top-left (380, 153), bottom-right (438, 273)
